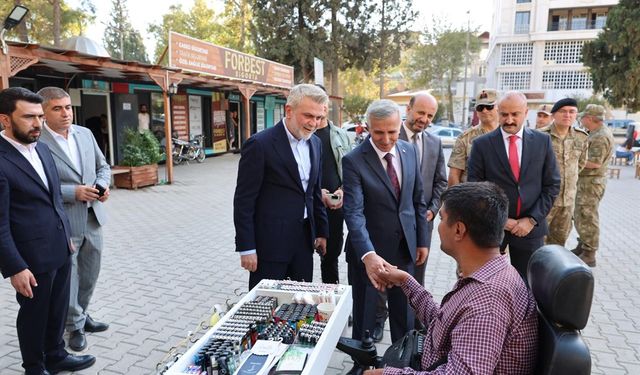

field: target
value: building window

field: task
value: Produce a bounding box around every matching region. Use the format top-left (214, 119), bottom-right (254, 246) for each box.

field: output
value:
top-left (500, 43), bottom-right (534, 65)
top-left (498, 71), bottom-right (531, 90)
top-left (516, 0), bottom-right (531, 3)
top-left (542, 71), bottom-right (593, 89)
top-left (543, 41), bottom-right (585, 64)
top-left (515, 11), bottom-right (530, 33)
top-left (572, 11), bottom-right (588, 30)
top-left (549, 7), bottom-right (609, 31)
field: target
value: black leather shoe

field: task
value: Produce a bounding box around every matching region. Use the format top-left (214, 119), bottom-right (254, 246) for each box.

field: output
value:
top-left (25, 370), bottom-right (51, 375)
top-left (47, 354), bottom-right (96, 374)
top-left (84, 315), bottom-right (109, 332)
top-left (69, 329), bottom-right (87, 351)
top-left (372, 324), bottom-right (384, 343)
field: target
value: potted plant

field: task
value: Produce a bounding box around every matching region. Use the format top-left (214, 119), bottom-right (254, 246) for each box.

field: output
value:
top-left (113, 129), bottom-right (163, 189)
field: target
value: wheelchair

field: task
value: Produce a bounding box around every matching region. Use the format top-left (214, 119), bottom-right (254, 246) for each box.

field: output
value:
top-left (337, 245), bottom-right (595, 374)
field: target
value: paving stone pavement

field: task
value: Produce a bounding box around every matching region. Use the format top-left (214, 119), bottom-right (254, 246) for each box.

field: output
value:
top-left (1, 150), bottom-right (639, 374)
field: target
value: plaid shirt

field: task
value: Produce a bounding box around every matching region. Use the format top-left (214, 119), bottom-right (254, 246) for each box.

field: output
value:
top-left (383, 255), bottom-right (538, 375)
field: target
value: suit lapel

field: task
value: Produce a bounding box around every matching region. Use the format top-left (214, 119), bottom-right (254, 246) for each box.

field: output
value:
top-left (40, 126), bottom-right (81, 176)
top-left (489, 129), bottom-right (518, 183)
top-left (0, 137), bottom-right (49, 193)
top-left (397, 142), bottom-right (411, 199)
top-left (361, 139), bottom-right (398, 200)
top-left (272, 122), bottom-right (304, 191)
top-left (71, 129), bottom-right (87, 174)
top-left (520, 128), bottom-right (533, 177)
top-left (36, 143), bottom-right (56, 198)
top-left (308, 136), bottom-right (319, 193)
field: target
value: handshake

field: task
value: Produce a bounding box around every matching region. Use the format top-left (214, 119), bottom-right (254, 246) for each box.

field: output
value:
top-left (362, 253), bottom-right (411, 291)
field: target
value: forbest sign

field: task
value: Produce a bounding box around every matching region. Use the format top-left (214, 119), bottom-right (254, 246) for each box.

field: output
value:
top-left (169, 32), bottom-right (294, 88)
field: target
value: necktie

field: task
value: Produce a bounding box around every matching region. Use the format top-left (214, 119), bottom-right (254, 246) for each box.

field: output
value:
top-left (412, 133), bottom-right (422, 165)
top-left (508, 135), bottom-right (521, 216)
top-left (383, 153), bottom-right (401, 198)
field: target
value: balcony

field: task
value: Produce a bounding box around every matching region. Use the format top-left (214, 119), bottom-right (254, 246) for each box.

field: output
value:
top-left (548, 19), bottom-right (606, 31)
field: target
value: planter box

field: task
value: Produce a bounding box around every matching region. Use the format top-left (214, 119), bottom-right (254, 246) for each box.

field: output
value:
top-left (112, 164), bottom-right (158, 189)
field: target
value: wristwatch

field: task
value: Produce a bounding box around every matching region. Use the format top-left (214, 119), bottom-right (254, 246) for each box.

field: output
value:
top-left (528, 217), bottom-right (537, 226)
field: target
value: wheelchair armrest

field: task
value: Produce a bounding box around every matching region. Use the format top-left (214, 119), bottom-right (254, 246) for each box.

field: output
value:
top-left (337, 336), bottom-right (379, 368)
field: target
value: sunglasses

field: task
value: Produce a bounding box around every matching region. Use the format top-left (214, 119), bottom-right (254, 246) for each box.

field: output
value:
top-left (476, 104), bottom-right (495, 112)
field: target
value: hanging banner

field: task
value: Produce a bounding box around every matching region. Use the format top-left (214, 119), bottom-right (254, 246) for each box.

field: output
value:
top-left (212, 110), bottom-right (228, 153)
top-left (169, 31), bottom-right (294, 89)
top-left (188, 95), bottom-right (203, 137)
top-left (171, 95), bottom-right (189, 140)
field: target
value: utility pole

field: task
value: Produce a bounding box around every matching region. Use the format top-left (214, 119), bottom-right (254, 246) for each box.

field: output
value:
top-left (461, 10), bottom-right (470, 127)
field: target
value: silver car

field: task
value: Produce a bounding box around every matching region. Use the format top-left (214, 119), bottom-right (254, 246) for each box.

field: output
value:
top-left (427, 126), bottom-right (463, 148)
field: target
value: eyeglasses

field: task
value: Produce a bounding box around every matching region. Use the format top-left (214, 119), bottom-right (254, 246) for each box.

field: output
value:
top-left (476, 104), bottom-right (494, 112)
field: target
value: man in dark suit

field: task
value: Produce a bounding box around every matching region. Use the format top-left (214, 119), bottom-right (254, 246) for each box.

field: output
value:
top-left (233, 84), bottom-right (329, 290)
top-left (0, 88), bottom-right (95, 375)
top-left (342, 99), bottom-right (429, 357)
top-left (374, 93), bottom-right (447, 341)
top-left (467, 91), bottom-right (560, 278)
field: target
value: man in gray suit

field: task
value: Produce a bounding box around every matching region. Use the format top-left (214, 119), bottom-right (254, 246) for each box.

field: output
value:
top-left (38, 87), bottom-right (111, 352)
top-left (374, 93), bottom-right (448, 341)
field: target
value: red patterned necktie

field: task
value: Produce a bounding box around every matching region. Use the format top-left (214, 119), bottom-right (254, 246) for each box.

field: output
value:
top-left (508, 135), bottom-right (521, 216)
top-left (383, 153), bottom-right (400, 198)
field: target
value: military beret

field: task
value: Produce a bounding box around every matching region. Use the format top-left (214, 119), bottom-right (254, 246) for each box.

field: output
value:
top-left (550, 98), bottom-right (578, 113)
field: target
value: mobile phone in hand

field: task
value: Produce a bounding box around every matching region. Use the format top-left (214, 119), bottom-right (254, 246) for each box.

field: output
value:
top-left (95, 184), bottom-right (106, 197)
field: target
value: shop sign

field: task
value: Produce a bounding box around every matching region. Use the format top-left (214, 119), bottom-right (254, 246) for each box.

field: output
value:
top-left (212, 110), bottom-right (228, 153)
top-left (171, 95), bottom-right (189, 140)
top-left (169, 31), bottom-right (294, 89)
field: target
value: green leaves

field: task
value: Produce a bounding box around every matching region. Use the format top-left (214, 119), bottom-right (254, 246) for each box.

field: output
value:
top-left (583, 0), bottom-right (640, 111)
top-left (121, 128), bottom-right (162, 167)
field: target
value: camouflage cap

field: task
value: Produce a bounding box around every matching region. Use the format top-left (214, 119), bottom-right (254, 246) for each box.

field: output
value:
top-left (537, 104), bottom-right (552, 115)
top-left (580, 104), bottom-right (606, 120)
top-left (475, 89), bottom-right (498, 107)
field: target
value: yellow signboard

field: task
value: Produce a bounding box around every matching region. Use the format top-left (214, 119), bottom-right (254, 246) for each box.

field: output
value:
top-left (169, 31), bottom-right (294, 89)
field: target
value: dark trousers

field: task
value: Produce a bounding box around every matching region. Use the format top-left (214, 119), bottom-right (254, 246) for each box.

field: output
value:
top-left (349, 248), bottom-right (415, 343)
top-left (320, 208), bottom-right (344, 284)
top-left (17, 259), bottom-right (71, 374)
top-left (249, 220), bottom-right (313, 290)
top-left (502, 232), bottom-right (544, 280)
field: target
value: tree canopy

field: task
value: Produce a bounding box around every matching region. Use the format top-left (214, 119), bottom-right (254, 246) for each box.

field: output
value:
top-left (582, 0), bottom-right (640, 112)
top-left (103, 0), bottom-right (148, 63)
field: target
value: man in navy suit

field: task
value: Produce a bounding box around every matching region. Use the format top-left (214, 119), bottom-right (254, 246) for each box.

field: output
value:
top-left (467, 91), bottom-right (560, 278)
top-left (0, 88), bottom-right (95, 375)
top-left (342, 99), bottom-right (429, 355)
top-left (233, 84), bottom-right (329, 290)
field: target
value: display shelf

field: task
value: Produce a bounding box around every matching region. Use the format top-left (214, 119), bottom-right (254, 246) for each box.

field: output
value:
top-left (165, 280), bottom-right (352, 375)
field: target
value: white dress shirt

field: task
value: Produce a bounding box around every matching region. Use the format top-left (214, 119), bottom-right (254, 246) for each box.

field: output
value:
top-left (403, 122), bottom-right (422, 164)
top-left (500, 125), bottom-right (524, 166)
top-left (44, 124), bottom-right (82, 173)
top-left (0, 130), bottom-right (49, 190)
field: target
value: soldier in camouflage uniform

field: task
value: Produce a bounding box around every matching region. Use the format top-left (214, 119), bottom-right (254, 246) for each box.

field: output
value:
top-left (539, 98), bottom-right (588, 246)
top-left (448, 89), bottom-right (499, 185)
top-left (572, 105), bottom-right (614, 267)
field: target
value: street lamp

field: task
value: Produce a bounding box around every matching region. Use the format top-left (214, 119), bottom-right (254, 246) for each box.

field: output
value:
top-left (1, 5), bottom-right (29, 55)
top-left (168, 82), bottom-right (178, 96)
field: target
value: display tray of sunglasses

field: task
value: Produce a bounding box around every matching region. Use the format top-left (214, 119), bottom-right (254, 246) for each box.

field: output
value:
top-left (164, 280), bottom-right (352, 375)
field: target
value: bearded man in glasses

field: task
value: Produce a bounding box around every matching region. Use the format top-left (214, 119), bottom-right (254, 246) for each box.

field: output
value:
top-left (448, 89), bottom-right (500, 186)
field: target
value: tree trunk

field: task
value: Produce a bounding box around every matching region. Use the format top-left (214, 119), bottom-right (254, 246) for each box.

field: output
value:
top-left (447, 79), bottom-right (455, 122)
top-left (330, 1), bottom-right (340, 125)
top-left (239, 0), bottom-right (246, 50)
top-left (52, 0), bottom-right (61, 46)
top-left (297, 0), bottom-right (310, 82)
top-left (378, 0), bottom-right (386, 98)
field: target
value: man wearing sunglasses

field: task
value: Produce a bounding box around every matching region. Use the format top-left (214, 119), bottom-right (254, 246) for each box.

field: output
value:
top-left (448, 89), bottom-right (500, 186)
top-left (538, 98), bottom-right (588, 247)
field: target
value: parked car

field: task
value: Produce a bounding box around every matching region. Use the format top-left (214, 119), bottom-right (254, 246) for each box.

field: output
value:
top-left (427, 126), bottom-right (463, 147)
top-left (605, 119), bottom-right (635, 137)
top-left (342, 122), bottom-right (368, 146)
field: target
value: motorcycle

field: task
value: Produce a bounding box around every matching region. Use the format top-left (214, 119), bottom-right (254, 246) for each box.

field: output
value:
top-left (172, 134), bottom-right (206, 165)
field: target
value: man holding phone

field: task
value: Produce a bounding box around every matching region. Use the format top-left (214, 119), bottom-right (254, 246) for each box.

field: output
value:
top-left (38, 87), bottom-right (111, 352)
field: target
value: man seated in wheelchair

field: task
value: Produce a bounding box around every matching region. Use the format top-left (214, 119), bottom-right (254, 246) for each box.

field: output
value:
top-left (366, 182), bottom-right (538, 374)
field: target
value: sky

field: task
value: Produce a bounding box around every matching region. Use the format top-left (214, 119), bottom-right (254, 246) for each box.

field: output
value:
top-left (67, 0), bottom-right (493, 60)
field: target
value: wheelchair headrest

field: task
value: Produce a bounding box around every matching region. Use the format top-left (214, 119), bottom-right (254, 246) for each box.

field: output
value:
top-left (527, 245), bottom-right (594, 330)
